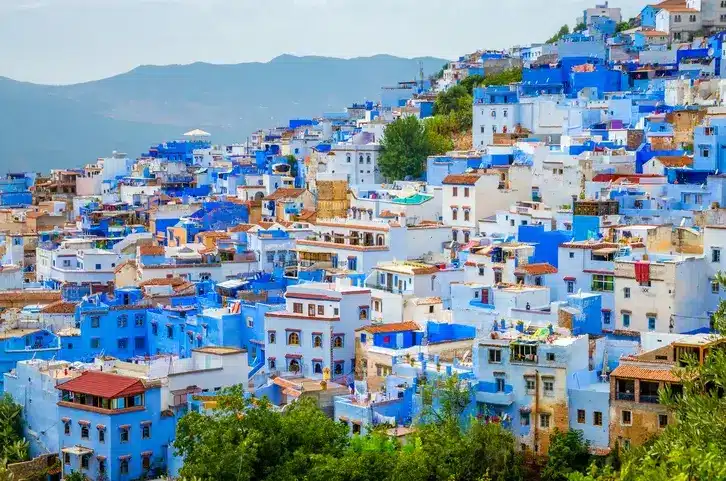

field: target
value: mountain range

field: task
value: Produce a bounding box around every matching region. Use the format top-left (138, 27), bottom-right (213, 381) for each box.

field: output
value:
top-left (0, 54), bottom-right (448, 172)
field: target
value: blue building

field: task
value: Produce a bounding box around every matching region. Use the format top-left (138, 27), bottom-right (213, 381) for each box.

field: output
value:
top-left (57, 370), bottom-right (174, 480)
top-left (0, 173), bottom-right (34, 207)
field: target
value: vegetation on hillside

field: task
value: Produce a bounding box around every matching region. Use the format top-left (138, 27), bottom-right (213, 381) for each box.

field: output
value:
top-left (379, 115), bottom-right (434, 181)
top-left (546, 25), bottom-right (570, 44)
top-left (0, 395), bottom-right (29, 465)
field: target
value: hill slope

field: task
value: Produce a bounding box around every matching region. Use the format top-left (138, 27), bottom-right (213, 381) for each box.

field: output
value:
top-left (0, 55), bottom-right (447, 172)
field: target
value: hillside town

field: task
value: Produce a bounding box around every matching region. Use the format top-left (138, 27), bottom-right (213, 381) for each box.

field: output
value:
top-left (4, 1), bottom-right (726, 480)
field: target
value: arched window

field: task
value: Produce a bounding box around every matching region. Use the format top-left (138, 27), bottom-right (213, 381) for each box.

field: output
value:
top-left (366, 154), bottom-right (371, 164)
top-left (346, 154), bottom-right (351, 163)
top-left (452, 230), bottom-right (458, 242)
top-left (464, 231), bottom-right (471, 243)
top-left (359, 155), bottom-right (364, 164)
top-left (333, 336), bottom-right (344, 348)
top-left (314, 362), bottom-right (323, 374)
top-left (334, 363), bottom-right (343, 375)
top-left (288, 332), bottom-right (300, 346)
top-left (268, 331), bottom-right (276, 344)
top-left (289, 359), bottom-right (300, 373)
top-left (464, 210), bottom-right (470, 222)
top-left (431, 275), bottom-right (437, 291)
top-left (313, 335), bottom-right (322, 348)
top-left (376, 234), bottom-right (385, 246)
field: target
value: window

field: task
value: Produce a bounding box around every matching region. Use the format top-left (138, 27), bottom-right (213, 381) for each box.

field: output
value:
top-left (166, 325), bottom-right (174, 339)
top-left (569, 252), bottom-right (575, 259)
top-left (689, 14), bottom-right (696, 22)
top-left (464, 187), bottom-right (470, 197)
top-left (503, 110), bottom-right (508, 118)
top-left (540, 413), bottom-right (551, 428)
top-left (534, 276), bottom-right (542, 286)
top-left (603, 311), bottom-right (611, 325)
top-left (64, 453), bottom-right (70, 465)
top-left (648, 316), bottom-right (656, 330)
top-left (491, 110), bottom-right (497, 118)
top-left (91, 316), bottom-right (100, 328)
top-left (521, 412), bottom-right (530, 426)
top-left (288, 332), bottom-right (300, 345)
top-left (674, 14), bottom-right (681, 22)
top-left (81, 454), bottom-right (89, 470)
top-left (142, 454), bottom-right (151, 471)
top-left (546, 352), bottom-right (555, 362)
top-left (622, 313), bottom-right (631, 328)
top-left (452, 230), bottom-right (458, 242)
top-left (293, 303), bottom-right (303, 314)
top-left (525, 377), bottom-right (536, 393)
top-left (117, 338), bottom-right (128, 350)
top-left (715, 281), bottom-right (721, 294)
top-left (317, 305), bottom-right (324, 316)
top-left (151, 323), bottom-right (158, 336)
top-left (346, 154), bottom-right (351, 163)
top-left (577, 409), bottom-right (586, 424)
top-left (566, 281), bottom-right (575, 294)
top-left (135, 337), bottom-right (145, 350)
top-left (311, 333), bottom-right (321, 348)
top-left (91, 338), bottom-right (100, 349)
top-left (308, 304), bottom-right (316, 316)
top-left (494, 270), bottom-right (503, 284)
top-left (721, 13), bottom-right (726, 21)
top-left (134, 313), bottom-right (144, 327)
top-left (464, 210), bottom-right (470, 221)
top-left (98, 429), bottom-right (105, 443)
top-left (95, 264), bottom-right (102, 270)
top-left (452, 209), bottom-right (458, 221)
top-left (591, 274), bottom-right (614, 292)
top-left (333, 336), bottom-right (344, 348)
top-left (120, 426), bottom-right (130, 442)
top-left (452, 187), bottom-right (458, 197)
top-left (659, 414), bottom-right (668, 428)
top-left (120, 459), bottom-right (129, 475)
top-left (593, 411), bottom-right (603, 426)
top-left (334, 307), bottom-right (339, 316)
top-left (543, 380), bottom-right (554, 396)
top-left (624, 287), bottom-right (631, 299)
top-left (359, 155), bottom-right (364, 164)
top-left (64, 422), bottom-right (70, 435)
top-left (269, 358), bottom-right (276, 370)
top-left (268, 331), bottom-right (276, 344)
top-left (712, 248), bottom-right (721, 263)
top-left (478, 266), bottom-right (485, 276)
top-left (488, 349), bottom-right (502, 363)
top-left (334, 361), bottom-right (344, 375)
top-left (621, 410), bottom-right (632, 425)
top-left (117, 315), bottom-right (128, 328)
top-left (496, 377), bottom-right (506, 392)
top-left (142, 424), bottom-right (151, 439)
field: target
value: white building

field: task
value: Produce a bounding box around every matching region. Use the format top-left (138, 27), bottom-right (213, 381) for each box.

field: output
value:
top-left (264, 279), bottom-right (372, 379)
top-left (316, 142), bottom-right (382, 186)
top-left (656, 5), bottom-right (702, 42)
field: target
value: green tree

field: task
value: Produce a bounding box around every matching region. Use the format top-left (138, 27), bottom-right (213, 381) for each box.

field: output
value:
top-left (542, 429), bottom-right (592, 481)
top-left (460, 74), bottom-right (485, 95)
top-left (174, 386), bottom-right (348, 481)
top-left (0, 396), bottom-right (27, 463)
top-left (379, 116), bottom-right (432, 181)
top-left (284, 154), bottom-right (298, 178)
top-left (481, 68), bottom-right (523, 87)
top-left (547, 24), bottom-right (570, 44)
top-left (574, 22), bottom-right (586, 33)
top-left (424, 115), bottom-right (457, 154)
top-left (63, 471), bottom-right (88, 481)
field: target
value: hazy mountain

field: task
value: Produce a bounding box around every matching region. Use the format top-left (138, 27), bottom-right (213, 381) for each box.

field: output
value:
top-left (0, 55), bottom-right (447, 172)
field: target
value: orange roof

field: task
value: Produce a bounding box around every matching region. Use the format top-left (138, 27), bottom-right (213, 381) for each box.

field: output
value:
top-left (139, 277), bottom-right (187, 287)
top-left (654, 155), bottom-right (693, 167)
top-left (611, 364), bottom-right (680, 383)
top-left (56, 371), bottom-right (146, 398)
top-left (642, 30), bottom-right (669, 37)
top-left (298, 209), bottom-right (317, 221)
top-left (228, 224), bottom-right (255, 233)
top-left (40, 300), bottom-right (77, 314)
top-left (514, 263), bottom-right (558, 276)
top-left (442, 174), bottom-right (481, 186)
top-left (359, 321), bottom-right (421, 334)
top-left (264, 188), bottom-right (306, 201)
top-left (139, 245), bottom-right (164, 256)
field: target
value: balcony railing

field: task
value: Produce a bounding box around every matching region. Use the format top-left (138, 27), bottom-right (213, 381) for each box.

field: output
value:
top-left (640, 394), bottom-right (660, 404)
top-left (616, 392), bottom-right (635, 401)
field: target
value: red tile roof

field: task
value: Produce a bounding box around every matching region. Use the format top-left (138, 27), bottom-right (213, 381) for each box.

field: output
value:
top-left (514, 263), bottom-right (558, 276)
top-left (653, 155), bottom-right (693, 167)
top-left (40, 301), bottom-right (77, 314)
top-left (442, 174), bottom-right (481, 186)
top-left (359, 321), bottom-right (421, 334)
top-left (264, 188), bottom-right (306, 201)
top-left (592, 173), bottom-right (664, 184)
top-left (56, 371), bottom-right (146, 398)
top-left (610, 364), bottom-right (680, 383)
top-left (138, 245), bottom-right (164, 256)
top-left (139, 277), bottom-right (187, 287)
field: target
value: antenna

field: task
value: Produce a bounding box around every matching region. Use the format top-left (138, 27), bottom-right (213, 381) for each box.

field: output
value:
top-left (419, 60), bottom-right (425, 92)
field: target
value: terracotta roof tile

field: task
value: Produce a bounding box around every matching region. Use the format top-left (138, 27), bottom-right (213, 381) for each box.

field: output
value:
top-left (138, 245), bottom-right (164, 256)
top-left (56, 371), bottom-right (146, 398)
top-left (359, 321), bottom-right (421, 334)
top-left (653, 155), bottom-right (693, 167)
top-left (40, 300), bottom-right (78, 314)
top-left (228, 224), bottom-right (255, 233)
top-left (139, 277), bottom-right (187, 287)
top-left (515, 263), bottom-right (558, 276)
top-left (264, 188), bottom-right (306, 201)
top-left (611, 364), bottom-right (681, 383)
top-left (442, 174), bottom-right (481, 185)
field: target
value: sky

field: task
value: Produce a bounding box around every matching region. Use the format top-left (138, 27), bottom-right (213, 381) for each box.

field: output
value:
top-left (0, 0), bottom-right (651, 85)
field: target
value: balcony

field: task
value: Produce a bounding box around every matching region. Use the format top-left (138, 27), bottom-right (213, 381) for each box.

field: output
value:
top-left (616, 392), bottom-right (635, 401)
top-left (639, 394), bottom-right (660, 404)
top-left (475, 390), bottom-right (514, 406)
